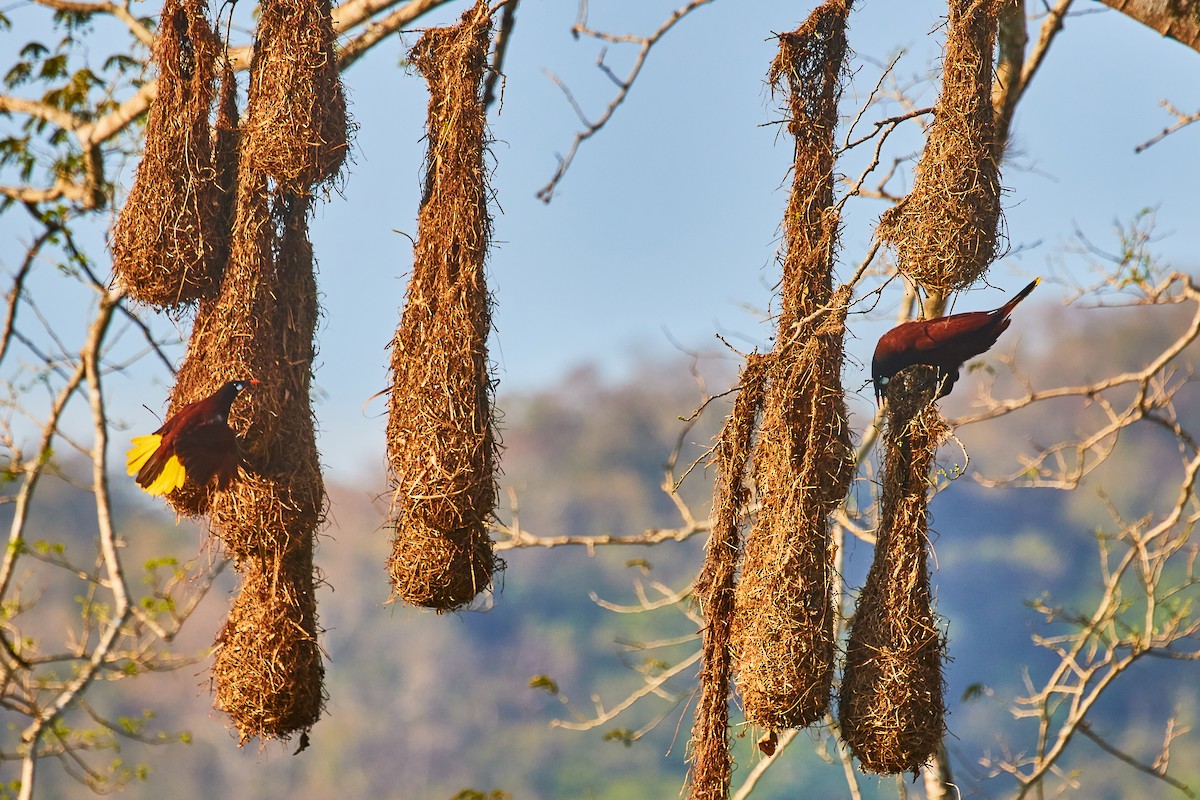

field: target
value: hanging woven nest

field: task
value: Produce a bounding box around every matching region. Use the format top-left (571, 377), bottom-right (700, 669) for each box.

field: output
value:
top-left (165, 169), bottom-right (327, 744)
top-left (212, 545), bottom-right (325, 745)
top-left (385, 1), bottom-right (500, 612)
top-left (239, 0), bottom-right (350, 193)
top-left (839, 365), bottom-right (948, 774)
top-left (877, 0), bottom-right (1006, 294)
top-left (731, 0), bottom-right (854, 733)
top-left (686, 356), bottom-right (766, 800)
top-left (110, 0), bottom-right (223, 307)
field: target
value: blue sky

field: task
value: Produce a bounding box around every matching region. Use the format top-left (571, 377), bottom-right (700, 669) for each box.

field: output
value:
top-left (307, 1), bottom-right (1199, 477)
top-left (2, 1), bottom-right (1198, 481)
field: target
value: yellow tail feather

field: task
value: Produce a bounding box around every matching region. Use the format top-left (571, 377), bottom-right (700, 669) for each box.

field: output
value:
top-left (126, 434), bottom-right (162, 475)
top-left (126, 434), bottom-right (187, 496)
top-left (143, 455), bottom-right (186, 496)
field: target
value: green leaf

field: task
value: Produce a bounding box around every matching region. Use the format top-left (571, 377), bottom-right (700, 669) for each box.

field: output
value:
top-left (103, 53), bottom-right (139, 73)
top-left (39, 53), bottom-right (69, 80)
top-left (603, 728), bottom-right (635, 747)
top-left (527, 674), bottom-right (558, 694)
top-left (19, 42), bottom-right (49, 60)
top-left (52, 9), bottom-right (94, 29)
top-left (4, 61), bottom-right (32, 88)
top-left (961, 682), bottom-right (989, 702)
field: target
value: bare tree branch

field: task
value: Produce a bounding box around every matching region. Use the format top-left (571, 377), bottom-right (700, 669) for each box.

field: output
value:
top-left (336, 0), bottom-right (453, 70)
top-left (483, 0), bottom-right (518, 111)
top-left (1096, 0), bottom-right (1200, 54)
top-left (32, 0), bottom-right (155, 47)
top-left (1077, 720), bottom-right (1196, 798)
top-left (1135, 99), bottom-right (1200, 152)
top-left (992, 0), bottom-right (1029, 159)
top-left (535, 0), bottom-right (715, 203)
top-left (0, 227), bottom-right (54, 371)
top-left (0, 95), bottom-right (84, 133)
top-left (494, 519), bottom-right (709, 553)
top-left (17, 288), bottom-right (128, 800)
top-left (730, 729), bottom-right (802, 800)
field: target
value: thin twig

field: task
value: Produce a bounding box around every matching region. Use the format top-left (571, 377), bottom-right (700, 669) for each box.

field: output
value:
top-left (535, 0), bottom-right (715, 202)
top-left (483, 0), bottom-right (519, 111)
top-left (731, 729), bottom-right (800, 800)
top-left (1077, 721), bottom-right (1196, 798)
top-left (1135, 100), bottom-right (1200, 153)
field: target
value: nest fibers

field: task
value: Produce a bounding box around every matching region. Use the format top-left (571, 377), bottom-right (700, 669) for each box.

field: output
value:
top-left (175, 185), bottom-right (325, 557)
top-left (165, 172), bottom-right (260, 517)
top-left (110, 0), bottom-right (222, 307)
top-left (209, 62), bottom-right (240, 278)
top-left (151, 0), bottom-right (332, 746)
top-left (731, 0), bottom-right (855, 733)
top-left (839, 365), bottom-right (948, 774)
top-left (168, 175), bottom-right (327, 743)
top-left (240, 0), bottom-right (349, 194)
top-left (386, 1), bottom-right (499, 613)
top-left (686, 357), bottom-right (767, 800)
top-left (877, 0), bottom-right (1006, 295)
top-left (209, 191), bottom-right (326, 744)
top-left (213, 545), bottom-right (325, 744)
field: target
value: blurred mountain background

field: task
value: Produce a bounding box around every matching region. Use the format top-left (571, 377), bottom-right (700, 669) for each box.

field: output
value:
top-left (9, 295), bottom-right (1200, 800)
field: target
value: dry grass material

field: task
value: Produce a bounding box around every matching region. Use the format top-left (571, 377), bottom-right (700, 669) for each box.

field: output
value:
top-left (731, 1), bottom-right (854, 733)
top-left (731, 301), bottom-right (853, 730)
top-left (166, 175), bottom-right (325, 743)
top-left (877, 0), bottom-right (1006, 295)
top-left (212, 545), bottom-right (325, 745)
top-left (148, 0), bottom-right (331, 745)
top-left (170, 181), bottom-right (325, 549)
top-left (687, 356), bottom-right (767, 800)
top-left (110, 0), bottom-right (222, 307)
top-left (240, 0), bottom-right (349, 193)
top-left (766, 0), bottom-right (855, 514)
top-left (769, 0), bottom-right (850, 324)
top-left (209, 62), bottom-right (240, 279)
top-left (839, 365), bottom-right (948, 774)
top-left (165, 172), bottom-right (265, 518)
top-left (386, 1), bottom-right (498, 613)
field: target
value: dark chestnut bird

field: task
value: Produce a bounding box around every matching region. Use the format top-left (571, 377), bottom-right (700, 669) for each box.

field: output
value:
top-left (126, 379), bottom-right (259, 496)
top-left (872, 279), bottom-right (1038, 402)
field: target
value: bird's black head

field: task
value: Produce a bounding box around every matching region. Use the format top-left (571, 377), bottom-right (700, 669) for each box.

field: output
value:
top-left (871, 361), bottom-right (889, 404)
top-left (213, 379), bottom-right (259, 409)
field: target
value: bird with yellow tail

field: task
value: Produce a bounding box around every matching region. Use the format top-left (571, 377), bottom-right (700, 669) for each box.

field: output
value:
top-left (126, 379), bottom-right (258, 496)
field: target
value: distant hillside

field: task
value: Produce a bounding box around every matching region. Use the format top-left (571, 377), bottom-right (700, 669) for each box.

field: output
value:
top-left (9, 300), bottom-right (1200, 800)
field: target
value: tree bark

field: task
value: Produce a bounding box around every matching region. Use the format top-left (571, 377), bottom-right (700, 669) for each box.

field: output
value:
top-left (1098, 0), bottom-right (1200, 54)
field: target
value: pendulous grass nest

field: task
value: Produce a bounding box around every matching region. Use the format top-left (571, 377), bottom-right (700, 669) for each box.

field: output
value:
top-left (877, 0), bottom-right (1007, 295)
top-left (239, 0), bottom-right (350, 193)
top-left (385, 1), bottom-right (501, 613)
top-left (111, 0), bottom-right (223, 307)
top-left (687, 356), bottom-right (767, 800)
top-left (839, 365), bottom-right (949, 774)
top-left (730, 0), bottom-right (854, 735)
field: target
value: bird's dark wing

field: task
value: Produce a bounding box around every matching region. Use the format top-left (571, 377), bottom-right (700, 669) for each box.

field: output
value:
top-left (903, 311), bottom-right (992, 348)
top-left (172, 422), bottom-right (240, 489)
top-left (899, 311), bottom-right (1009, 366)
